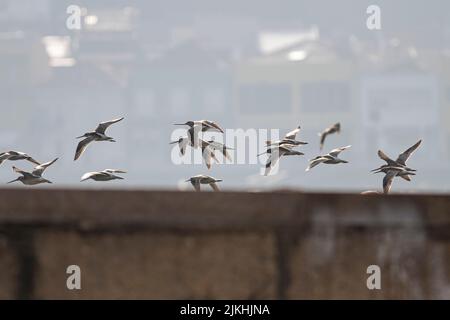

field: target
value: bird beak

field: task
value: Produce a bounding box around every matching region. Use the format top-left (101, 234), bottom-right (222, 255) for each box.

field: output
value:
top-left (185, 179), bottom-right (190, 182)
top-left (169, 141), bottom-right (178, 144)
top-left (173, 123), bottom-right (185, 126)
top-left (76, 135), bottom-right (84, 139)
top-left (7, 178), bottom-right (18, 184)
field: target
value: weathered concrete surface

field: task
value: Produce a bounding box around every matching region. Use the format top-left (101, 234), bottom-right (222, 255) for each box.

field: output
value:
top-left (0, 188), bottom-right (449, 299)
top-left (0, 232), bottom-right (18, 299)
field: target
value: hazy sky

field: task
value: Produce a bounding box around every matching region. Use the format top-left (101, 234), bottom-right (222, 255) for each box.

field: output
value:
top-left (0, 0), bottom-right (449, 193)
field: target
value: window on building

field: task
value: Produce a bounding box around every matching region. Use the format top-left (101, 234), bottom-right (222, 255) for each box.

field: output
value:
top-left (300, 82), bottom-right (350, 112)
top-left (239, 84), bottom-right (292, 114)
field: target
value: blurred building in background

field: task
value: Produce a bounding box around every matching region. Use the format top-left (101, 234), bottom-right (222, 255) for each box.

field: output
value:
top-left (0, 0), bottom-right (450, 191)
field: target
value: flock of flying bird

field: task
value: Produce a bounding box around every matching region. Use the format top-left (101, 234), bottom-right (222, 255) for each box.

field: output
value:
top-left (170, 120), bottom-right (421, 193)
top-left (1, 117), bottom-right (127, 185)
top-left (1, 117), bottom-right (421, 194)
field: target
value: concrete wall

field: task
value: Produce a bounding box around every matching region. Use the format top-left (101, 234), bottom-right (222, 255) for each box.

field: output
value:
top-left (0, 188), bottom-right (449, 299)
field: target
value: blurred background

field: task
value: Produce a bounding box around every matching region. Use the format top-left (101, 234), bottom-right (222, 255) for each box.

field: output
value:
top-left (0, 0), bottom-right (449, 193)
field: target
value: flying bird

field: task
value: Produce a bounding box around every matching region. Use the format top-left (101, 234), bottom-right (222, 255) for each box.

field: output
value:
top-left (7, 158), bottom-right (58, 185)
top-left (174, 120), bottom-right (224, 147)
top-left (373, 166), bottom-right (416, 194)
top-left (186, 174), bottom-right (222, 191)
top-left (0, 151), bottom-right (40, 166)
top-left (81, 169), bottom-right (126, 182)
top-left (205, 140), bottom-right (234, 162)
top-left (266, 125), bottom-right (308, 147)
top-left (200, 140), bottom-right (219, 169)
top-left (74, 117), bottom-right (124, 161)
top-left (174, 120), bottom-right (224, 133)
top-left (319, 122), bottom-right (341, 150)
top-left (260, 144), bottom-right (304, 176)
top-left (371, 140), bottom-right (422, 181)
top-left (306, 145), bottom-right (351, 171)
top-left (170, 136), bottom-right (190, 156)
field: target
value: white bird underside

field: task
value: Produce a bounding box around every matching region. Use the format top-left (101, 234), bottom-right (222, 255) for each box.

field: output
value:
top-left (306, 145), bottom-right (351, 171)
top-left (187, 174), bottom-right (222, 191)
top-left (81, 169), bottom-right (126, 182)
top-left (9, 159), bottom-right (57, 185)
top-left (0, 151), bottom-right (40, 166)
top-left (284, 126), bottom-right (301, 140)
top-left (74, 117), bottom-right (124, 161)
top-left (264, 144), bottom-right (304, 175)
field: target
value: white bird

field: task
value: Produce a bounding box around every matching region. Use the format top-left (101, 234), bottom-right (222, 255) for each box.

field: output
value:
top-left (266, 125), bottom-right (308, 147)
top-left (372, 166), bottom-right (416, 194)
top-left (371, 140), bottom-right (421, 181)
top-left (186, 174), bottom-right (222, 192)
top-left (205, 140), bottom-right (233, 162)
top-left (306, 145), bottom-right (351, 171)
top-left (0, 151), bottom-right (40, 166)
top-left (200, 140), bottom-right (219, 170)
top-left (7, 158), bottom-right (58, 185)
top-left (170, 136), bottom-right (190, 155)
top-left (74, 117), bottom-right (124, 161)
top-left (174, 120), bottom-right (224, 148)
top-left (81, 169), bottom-right (127, 182)
top-left (260, 144), bottom-right (304, 176)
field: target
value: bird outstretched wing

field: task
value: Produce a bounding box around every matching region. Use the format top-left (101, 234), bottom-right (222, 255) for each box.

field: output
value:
top-left (202, 146), bottom-right (216, 170)
top-left (81, 172), bottom-right (99, 181)
top-left (284, 126), bottom-right (301, 140)
top-left (202, 120), bottom-right (224, 133)
top-left (383, 170), bottom-right (398, 194)
top-left (319, 132), bottom-right (328, 150)
top-left (329, 145), bottom-right (351, 157)
top-left (396, 140), bottom-right (422, 165)
top-left (95, 117), bottom-right (124, 134)
top-left (377, 150), bottom-right (397, 165)
top-left (209, 182), bottom-right (220, 191)
top-left (32, 158), bottom-right (58, 176)
top-left (103, 169), bottom-right (127, 174)
top-left (12, 166), bottom-right (35, 178)
top-left (305, 157), bottom-right (326, 171)
top-left (74, 136), bottom-right (95, 161)
top-left (191, 180), bottom-right (201, 192)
